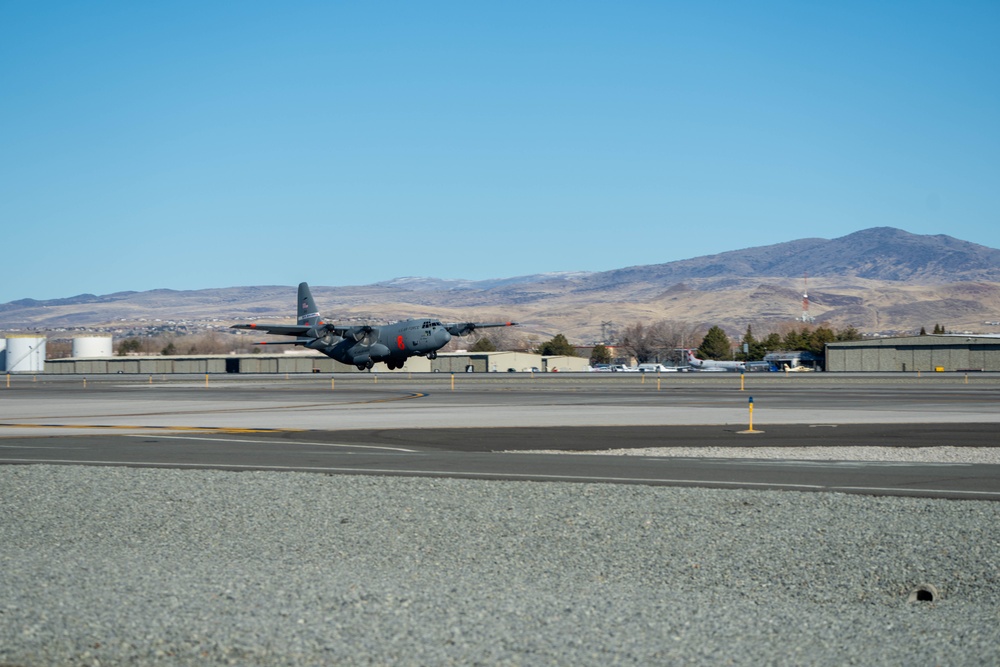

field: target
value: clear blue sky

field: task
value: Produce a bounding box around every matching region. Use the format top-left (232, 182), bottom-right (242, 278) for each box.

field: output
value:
top-left (2, 1), bottom-right (998, 302)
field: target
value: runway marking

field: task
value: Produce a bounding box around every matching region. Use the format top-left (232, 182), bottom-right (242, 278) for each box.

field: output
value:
top-left (0, 444), bottom-right (82, 450)
top-left (0, 423), bottom-right (308, 434)
top-left (660, 458), bottom-right (975, 468)
top-left (1, 458), bottom-right (998, 498)
top-left (123, 434), bottom-right (419, 453)
top-left (0, 392), bottom-right (428, 423)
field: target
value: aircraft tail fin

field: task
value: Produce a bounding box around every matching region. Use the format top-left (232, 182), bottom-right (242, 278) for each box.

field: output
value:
top-left (297, 282), bottom-right (321, 327)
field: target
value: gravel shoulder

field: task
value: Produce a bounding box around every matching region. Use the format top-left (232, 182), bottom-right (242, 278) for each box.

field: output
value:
top-left (2, 465), bottom-right (999, 666)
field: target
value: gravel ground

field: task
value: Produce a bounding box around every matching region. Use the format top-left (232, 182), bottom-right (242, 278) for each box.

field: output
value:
top-left (2, 465), bottom-right (999, 666)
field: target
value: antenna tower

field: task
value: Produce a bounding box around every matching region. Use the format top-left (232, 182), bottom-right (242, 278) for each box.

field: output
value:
top-left (601, 321), bottom-right (615, 345)
top-left (800, 273), bottom-right (815, 323)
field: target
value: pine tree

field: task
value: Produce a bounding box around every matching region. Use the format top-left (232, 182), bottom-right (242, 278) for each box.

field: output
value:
top-left (739, 325), bottom-right (767, 361)
top-left (836, 326), bottom-right (862, 342)
top-left (782, 328), bottom-right (807, 351)
top-left (590, 344), bottom-right (612, 364)
top-left (806, 327), bottom-right (836, 356)
top-left (537, 334), bottom-right (577, 357)
top-left (762, 333), bottom-right (782, 352)
top-left (697, 326), bottom-right (731, 360)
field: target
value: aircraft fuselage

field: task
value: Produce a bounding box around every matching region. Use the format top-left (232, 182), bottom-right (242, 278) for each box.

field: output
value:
top-left (308, 319), bottom-right (452, 369)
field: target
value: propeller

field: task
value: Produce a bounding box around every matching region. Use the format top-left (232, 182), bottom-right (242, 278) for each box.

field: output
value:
top-left (306, 323), bottom-right (339, 346)
top-left (350, 325), bottom-right (377, 346)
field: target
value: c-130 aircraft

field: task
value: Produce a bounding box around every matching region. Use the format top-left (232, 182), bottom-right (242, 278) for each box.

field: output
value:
top-left (232, 282), bottom-right (518, 371)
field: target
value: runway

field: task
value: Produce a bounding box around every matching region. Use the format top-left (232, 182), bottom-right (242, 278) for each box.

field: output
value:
top-left (2, 373), bottom-right (999, 499)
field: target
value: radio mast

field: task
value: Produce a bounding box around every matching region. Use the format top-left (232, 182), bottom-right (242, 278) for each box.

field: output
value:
top-left (800, 273), bottom-right (815, 323)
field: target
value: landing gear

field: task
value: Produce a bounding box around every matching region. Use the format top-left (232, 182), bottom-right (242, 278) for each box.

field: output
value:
top-left (427, 351), bottom-right (437, 360)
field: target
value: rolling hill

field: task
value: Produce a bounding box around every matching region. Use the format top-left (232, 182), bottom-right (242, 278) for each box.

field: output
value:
top-left (3, 227), bottom-right (999, 342)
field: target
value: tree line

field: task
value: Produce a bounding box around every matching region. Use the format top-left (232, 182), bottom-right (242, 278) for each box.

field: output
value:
top-left (530, 321), bottom-right (865, 365)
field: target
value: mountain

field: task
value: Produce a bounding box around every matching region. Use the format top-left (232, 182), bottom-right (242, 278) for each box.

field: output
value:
top-left (3, 228), bottom-right (1000, 341)
top-left (571, 227), bottom-right (1000, 293)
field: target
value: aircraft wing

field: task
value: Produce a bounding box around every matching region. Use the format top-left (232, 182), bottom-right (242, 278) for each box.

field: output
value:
top-left (445, 321), bottom-right (518, 336)
top-left (231, 322), bottom-right (358, 337)
top-left (231, 323), bottom-right (314, 337)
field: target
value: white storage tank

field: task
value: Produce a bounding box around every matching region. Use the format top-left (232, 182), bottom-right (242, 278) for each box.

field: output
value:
top-left (72, 335), bottom-right (114, 358)
top-left (5, 335), bottom-right (47, 373)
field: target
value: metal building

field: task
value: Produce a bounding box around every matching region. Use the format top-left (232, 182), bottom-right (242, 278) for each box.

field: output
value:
top-left (825, 334), bottom-right (1000, 372)
top-left (44, 353), bottom-right (425, 374)
top-left (763, 350), bottom-right (822, 371)
top-left (430, 352), bottom-right (589, 373)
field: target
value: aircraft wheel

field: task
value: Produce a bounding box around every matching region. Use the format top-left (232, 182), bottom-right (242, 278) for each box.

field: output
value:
top-left (365, 360), bottom-right (374, 370)
top-left (356, 364), bottom-right (366, 371)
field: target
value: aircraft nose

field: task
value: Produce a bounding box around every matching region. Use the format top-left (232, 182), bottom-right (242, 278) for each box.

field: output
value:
top-left (438, 328), bottom-right (452, 346)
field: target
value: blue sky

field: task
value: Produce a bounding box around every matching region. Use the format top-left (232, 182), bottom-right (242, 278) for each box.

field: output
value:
top-left (2, 1), bottom-right (998, 303)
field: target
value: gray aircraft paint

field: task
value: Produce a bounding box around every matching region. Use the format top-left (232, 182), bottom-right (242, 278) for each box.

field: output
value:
top-left (232, 282), bottom-right (516, 370)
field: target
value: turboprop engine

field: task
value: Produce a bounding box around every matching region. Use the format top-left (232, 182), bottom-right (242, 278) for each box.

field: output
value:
top-left (350, 343), bottom-right (390, 366)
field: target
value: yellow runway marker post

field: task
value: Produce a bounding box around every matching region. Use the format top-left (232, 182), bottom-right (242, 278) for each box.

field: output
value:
top-left (738, 396), bottom-right (764, 434)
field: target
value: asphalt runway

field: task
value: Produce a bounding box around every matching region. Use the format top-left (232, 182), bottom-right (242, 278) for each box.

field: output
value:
top-left (2, 373), bottom-right (999, 499)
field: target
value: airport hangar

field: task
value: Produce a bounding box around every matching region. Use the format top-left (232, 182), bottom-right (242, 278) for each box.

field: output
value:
top-left (39, 350), bottom-right (590, 375)
top-left (824, 334), bottom-right (1000, 372)
top-left (22, 334), bottom-right (1000, 374)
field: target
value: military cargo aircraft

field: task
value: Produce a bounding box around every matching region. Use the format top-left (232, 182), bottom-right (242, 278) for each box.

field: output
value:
top-left (232, 282), bottom-right (518, 370)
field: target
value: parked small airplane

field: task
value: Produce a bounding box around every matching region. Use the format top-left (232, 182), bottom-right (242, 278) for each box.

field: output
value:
top-left (685, 349), bottom-right (746, 372)
top-left (232, 282), bottom-right (518, 370)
